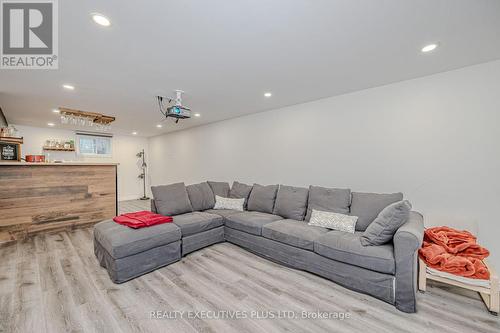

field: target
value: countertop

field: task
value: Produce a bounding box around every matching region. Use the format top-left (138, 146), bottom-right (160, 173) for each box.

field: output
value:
top-left (0, 162), bottom-right (119, 166)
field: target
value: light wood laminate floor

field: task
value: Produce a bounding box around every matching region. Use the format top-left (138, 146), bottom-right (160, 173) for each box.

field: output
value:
top-left (0, 200), bottom-right (498, 333)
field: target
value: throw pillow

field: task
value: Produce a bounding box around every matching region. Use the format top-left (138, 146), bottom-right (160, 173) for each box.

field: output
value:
top-left (213, 195), bottom-right (244, 211)
top-left (360, 200), bottom-right (412, 246)
top-left (308, 209), bottom-right (358, 233)
top-left (151, 182), bottom-right (193, 216)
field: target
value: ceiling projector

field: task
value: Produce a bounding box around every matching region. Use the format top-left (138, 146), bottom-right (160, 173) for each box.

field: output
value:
top-left (156, 90), bottom-right (191, 123)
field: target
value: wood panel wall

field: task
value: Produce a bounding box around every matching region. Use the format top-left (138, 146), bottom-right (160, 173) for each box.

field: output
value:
top-left (0, 165), bottom-right (117, 241)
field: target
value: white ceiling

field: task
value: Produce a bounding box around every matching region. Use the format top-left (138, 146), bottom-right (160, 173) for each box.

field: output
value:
top-left (1, 0), bottom-right (500, 137)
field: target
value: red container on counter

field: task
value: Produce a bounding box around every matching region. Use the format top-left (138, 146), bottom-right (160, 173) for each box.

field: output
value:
top-left (25, 155), bottom-right (45, 163)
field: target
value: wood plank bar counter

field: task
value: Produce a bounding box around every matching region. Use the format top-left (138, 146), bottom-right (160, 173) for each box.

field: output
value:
top-left (0, 162), bottom-right (118, 242)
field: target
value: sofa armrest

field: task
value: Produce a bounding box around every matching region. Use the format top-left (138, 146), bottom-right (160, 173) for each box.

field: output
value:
top-left (395, 211), bottom-right (424, 254)
top-left (393, 211), bottom-right (424, 312)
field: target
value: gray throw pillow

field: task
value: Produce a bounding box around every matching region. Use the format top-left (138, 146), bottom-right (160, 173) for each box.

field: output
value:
top-left (360, 200), bottom-right (412, 246)
top-left (207, 181), bottom-right (230, 197)
top-left (305, 186), bottom-right (351, 221)
top-left (247, 184), bottom-right (279, 214)
top-left (350, 192), bottom-right (403, 231)
top-left (229, 181), bottom-right (253, 208)
top-left (151, 182), bottom-right (193, 216)
top-left (186, 182), bottom-right (215, 211)
top-left (273, 185), bottom-right (309, 220)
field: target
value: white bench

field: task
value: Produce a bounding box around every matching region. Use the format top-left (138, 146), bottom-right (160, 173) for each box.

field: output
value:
top-left (418, 258), bottom-right (499, 315)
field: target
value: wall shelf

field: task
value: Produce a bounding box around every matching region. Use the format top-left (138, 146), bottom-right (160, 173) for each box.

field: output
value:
top-left (43, 147), bottom-right (75, 152)
top-left (0, 136), bottom-right (23, 144)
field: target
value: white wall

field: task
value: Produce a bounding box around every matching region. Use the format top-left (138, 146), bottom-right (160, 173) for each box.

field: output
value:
top-left (13, 125), bottom-right (150, 201)
top-left (149, 60), bottom-right (500, 269)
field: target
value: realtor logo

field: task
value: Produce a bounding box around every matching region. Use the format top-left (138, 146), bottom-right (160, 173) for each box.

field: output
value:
top-left (1, 0), bottom-right (58, 69)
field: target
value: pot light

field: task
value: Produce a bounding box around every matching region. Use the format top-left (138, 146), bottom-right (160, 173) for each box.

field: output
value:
top-left (264, 92), bottom-right (272, 98)
top-left (47, 122), bottom-right (55, 127)
top-left (52, 109), bottom-right (60, 113)
top-left (421, 43), bottom-right (438, 53)
top-left (132, 131), bottom-right (137, 135)
top-left (62, 84), bottom-right (75, 90)
top-left (156, 124), bottom-right (162, 128)
top-left (92, 13), bottom-right (111, 27)
top-left (194, 113), bottom-right (201, 117)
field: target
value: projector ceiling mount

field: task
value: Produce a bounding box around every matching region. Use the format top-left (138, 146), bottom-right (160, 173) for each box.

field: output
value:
top-left (156, 90), bottom-right (191, 124)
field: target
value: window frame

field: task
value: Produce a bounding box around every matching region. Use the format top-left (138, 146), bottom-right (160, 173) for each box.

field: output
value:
top-left (76, 133), bottom-right (113, 158)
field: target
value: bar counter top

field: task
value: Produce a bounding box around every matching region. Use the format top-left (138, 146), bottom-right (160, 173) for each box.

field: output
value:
top-left (0, 161), bottom-right (119, 166)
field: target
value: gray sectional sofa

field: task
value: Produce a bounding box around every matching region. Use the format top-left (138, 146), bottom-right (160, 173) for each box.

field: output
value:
top-left (94, 181), bottom-right (424, 313)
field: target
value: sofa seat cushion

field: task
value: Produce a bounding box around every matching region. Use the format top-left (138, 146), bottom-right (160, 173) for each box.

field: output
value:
top-left (262, 219), bottom-right (330, 250)
top-left (94, 220), bottom-right (181, 259)
top-left (225, 211), bottom-right (283, 236)
top-left (173, 212), bottom-right (223, 237)
top-left (204, 209), bottom-right (242, 219)
top-left (314, 231), bottom-right (395, 274)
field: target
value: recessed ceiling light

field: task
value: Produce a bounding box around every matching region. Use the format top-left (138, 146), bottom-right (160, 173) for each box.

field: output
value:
top-left (47, 122), bottom-right (55, 127)
top-left (132, 131), bottom-right (137, 135)
top-left (156, 124), bottom-right (162, 128)
top-left (92, 13), bottom-right (111, 27)
top-left (264, 92), bottom-right (272, 98)
top-left (421, 43), bottom-right (438, 53)
top-left (52, 108), bottom-right (60, 113)
top-left (62, 84), bottom-right (75, 90)
top-left (194, 113), bottom-right (201, 117)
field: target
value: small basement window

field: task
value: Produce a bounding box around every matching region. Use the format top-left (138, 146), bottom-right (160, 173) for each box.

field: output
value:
top-left (76, 133), bottom-right (112, 157)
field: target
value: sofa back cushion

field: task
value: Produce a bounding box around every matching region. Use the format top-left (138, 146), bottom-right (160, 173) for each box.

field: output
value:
top-left (305, 186), bottom-right (351, 221)
top-left (350, 192), bottom-right (403, 231)
top-left (360, 200), bottom-right (412, 246)
top-left (207, 181), bottom-right (230, 197)
top-left (151, 199), bottom-right (158, 213)
top-left (151, 182), bottom-right (193, 216)
top-left (229, 181), bottom-right (253, 208)
top-left (247, 184), bottom-right (279, 214)
top-left (186, 182), bottom-right (216, 211)
top-left (273, 185), bottom-right (309, 220)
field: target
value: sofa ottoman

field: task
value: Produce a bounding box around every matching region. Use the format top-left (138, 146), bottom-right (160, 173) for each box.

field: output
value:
top-left (94, 220), bottom-right (182, 283)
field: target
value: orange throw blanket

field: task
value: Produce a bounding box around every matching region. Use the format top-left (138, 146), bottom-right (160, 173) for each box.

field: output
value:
top-left (419, 226), bottom-right (490, 280)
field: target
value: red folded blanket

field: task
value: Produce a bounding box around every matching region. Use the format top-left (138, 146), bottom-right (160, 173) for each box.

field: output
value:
top-left (113, 211), bottom-right (173, 229)
top-left (419, 226), bottom-right (490, 280)
top-left (424, 226), bottom-right (490, 258)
